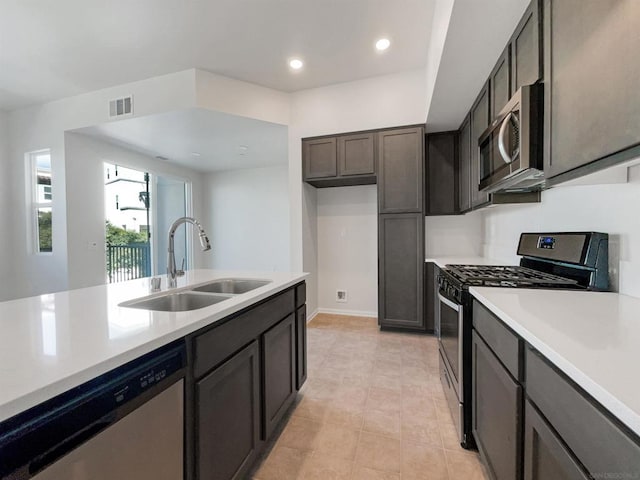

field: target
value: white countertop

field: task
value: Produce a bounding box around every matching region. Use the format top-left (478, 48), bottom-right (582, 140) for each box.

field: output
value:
top-left (0, 270), bottom-right (307, 423)
top-left (470, 287), bottom-right (640, 437)
top-left (426, 256), bottom-right (507, 269)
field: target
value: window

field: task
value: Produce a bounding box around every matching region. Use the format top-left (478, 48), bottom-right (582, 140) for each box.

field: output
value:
top-left (28, 150), bottom-right (53, 253)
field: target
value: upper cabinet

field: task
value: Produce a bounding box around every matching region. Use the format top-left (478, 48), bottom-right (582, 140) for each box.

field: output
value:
top-left (511, 0), bottom-right (542, 93)
top-left (470, 82), bottom-right (491, 209)
top-left (544, 0), bottom-right (640, 180)
top-left (302, 132), bottom-right (376, 187)
top-left (378, 126), bottom-right (425, 213)
top-left (490, 46), bottom-right (512, 120)
top-left (425, 131), bottom-right (459, 216)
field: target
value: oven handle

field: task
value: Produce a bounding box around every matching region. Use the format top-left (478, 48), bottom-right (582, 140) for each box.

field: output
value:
top-left (438, 293), bottom-right (461, 312)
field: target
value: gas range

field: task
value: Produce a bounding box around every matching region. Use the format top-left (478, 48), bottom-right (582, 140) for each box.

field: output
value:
top-left (436, 232), bottom-right (609, 450)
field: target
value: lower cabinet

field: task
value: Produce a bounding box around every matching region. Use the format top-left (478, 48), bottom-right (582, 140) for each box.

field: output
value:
top-left (263, 314), bottom-right (297, 439)
top-left (524, 400), bottom-right (589, 480)
top-left (472, 330), bottom-right (523, 480)
top-left (295, 305), bottom-right (307, 390)
top-left (196, 341), bottom-right (261, 480)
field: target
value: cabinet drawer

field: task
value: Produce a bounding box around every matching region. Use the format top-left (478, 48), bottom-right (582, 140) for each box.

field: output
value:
top-left (473, 300), bottom-right (522, 380)
top-left (193, 289), bottom-right (295, 378)
top-left (526, 346), bottom-right (640, 478)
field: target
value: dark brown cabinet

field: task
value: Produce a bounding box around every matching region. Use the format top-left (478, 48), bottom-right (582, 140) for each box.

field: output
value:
top-left (302, 132), bottom-right (376, 187)
top-left (544, 0), bottom-right (640, 179)
top-left (425, 131), bottom-right (458, 215)
top-left (338, 132), bottom-right (376, 176)
top-left (458, 114), bottom-right (472, 213)
top-left (424, 262), bottom-right (438, 334)
top-left (262, 314), bottom-right (296, 439)
top-left (196, 341), bottom-right (262, 480)
top-left (378, 213), bottom-right (425, 330)
top-left (524, 400), bottom-right (589, 480)
top-left (490, 46), bottom-right (512, 119)
top-left (295, 305), bottom-right (307, 390)
top-left (470, 83), bottom-right (491, 208)
top-left (511, 0), bottom-right (542, 93)
top-left (378, 127), bottom-right (425, 214)
top-left (303, 137), bottom-right (337, 180)
top-left (472, 331), bottom-right (523, 480)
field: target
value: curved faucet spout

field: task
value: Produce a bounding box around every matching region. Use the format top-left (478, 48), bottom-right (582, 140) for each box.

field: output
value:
top-left (167, 217), bottom-right (211, 288)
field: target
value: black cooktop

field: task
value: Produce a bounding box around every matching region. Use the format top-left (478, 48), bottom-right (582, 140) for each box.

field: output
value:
top-left (445, 264), bottom-right (581, 288)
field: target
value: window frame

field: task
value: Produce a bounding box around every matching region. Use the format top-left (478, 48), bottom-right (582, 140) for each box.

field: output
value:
top-left (27, 149), bottom-right (53, 255)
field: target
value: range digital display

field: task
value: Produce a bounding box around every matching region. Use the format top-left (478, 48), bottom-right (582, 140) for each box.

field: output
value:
top-left (537, 236), bottom-right (555, 249)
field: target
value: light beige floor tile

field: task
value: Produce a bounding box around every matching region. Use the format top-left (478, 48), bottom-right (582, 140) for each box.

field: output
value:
top-left (445, 449), bottom-right (488, 480)
top-left (363, 409), bottom-right (402, 439)
top-left (366, 386), bottom-right (402, 414)
top-left (298, 453), bottom-right (353, 480)
top-left (277, 416), bottom-right (323, 450)
top-left (324, 405), bottom-right (365, 429)
top-left (350, 465), bottom-right (401, 480)
top-left (401, 442), bottom-right (449, 480)
top-left (401, 419), bottom-right (443, 448)
top-left (313, 423), bottom-right (360, 460)
top-left (254, 446), bottom-right (313, 480)
top-left (354, 432), bottom-right (402, 473)
top-left (292, 395), bottom-right (329, 423)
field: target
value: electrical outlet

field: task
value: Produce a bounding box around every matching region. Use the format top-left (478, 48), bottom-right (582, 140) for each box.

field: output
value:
top-left (336, 290), bottom-right (347, 303)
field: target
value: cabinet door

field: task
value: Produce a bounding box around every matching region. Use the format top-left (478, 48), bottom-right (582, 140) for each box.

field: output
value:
top-left (545, 0), bottom-right (640, 178)
top-left (511, 0), bottom-right (542, 93)
top-left (458, 114), bottom-right (472, 213)
top-left (378, 127), bottom-right (425, 213)
top-left (295, 305), bottom-right (307, 390)
top-left (303, 137), bottom-right (337, 179)
top-left (524, 400), bottom-right (589, 480)
top-left (196, 341), bottom-right (261, 480)
top-left (425, 131), bottom-right (458, 215)
top-left (472, 331), bottom-right (522, 480)
top-left (378, 213), bottom-right (424, 329)
top-left (470, 83), bottom-right (491, 208)
top-left (490, 46), bottom-right (512, 119)
top-left (263, 314), bottom-right (296, 439)
top-left (424, 262), bottom-right (438, 334)
top-left (338, 132), bottom-right (376, 176)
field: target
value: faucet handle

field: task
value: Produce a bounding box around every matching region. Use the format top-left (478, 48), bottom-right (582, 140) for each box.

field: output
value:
top-left (177, 258), bottom-right (185, 277)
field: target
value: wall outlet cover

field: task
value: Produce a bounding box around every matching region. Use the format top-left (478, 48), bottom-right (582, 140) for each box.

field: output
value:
top-left (336, 290), bottom-right (348, 303)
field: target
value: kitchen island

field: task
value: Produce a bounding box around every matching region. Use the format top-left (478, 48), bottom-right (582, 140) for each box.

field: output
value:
top-left (0, 269), bottom-right (307, 480)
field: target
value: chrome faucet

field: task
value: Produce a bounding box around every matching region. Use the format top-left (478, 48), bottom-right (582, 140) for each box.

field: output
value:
top-left (167, 217), bottom-right (211, 288)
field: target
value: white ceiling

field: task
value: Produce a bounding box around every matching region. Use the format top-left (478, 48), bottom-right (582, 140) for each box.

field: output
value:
top-left (75, 108), bottom-right (288, 173)
top-left (0, 0), bottom-right (435, 111)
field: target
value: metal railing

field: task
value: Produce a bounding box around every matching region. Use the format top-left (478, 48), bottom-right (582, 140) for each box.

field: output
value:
top-left (107, 243), bottom-right (151, 283)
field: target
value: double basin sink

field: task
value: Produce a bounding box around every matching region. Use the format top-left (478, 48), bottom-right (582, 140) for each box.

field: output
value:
top-left (119, 278), bottom-right (272, 312)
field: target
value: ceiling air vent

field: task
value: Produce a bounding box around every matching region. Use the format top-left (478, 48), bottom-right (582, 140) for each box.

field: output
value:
top-left (108, 95), bottom-right (133, 118)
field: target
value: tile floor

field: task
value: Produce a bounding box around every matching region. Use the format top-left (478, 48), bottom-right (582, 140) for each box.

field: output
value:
top-left (250, 314), bottom-right (488, 480)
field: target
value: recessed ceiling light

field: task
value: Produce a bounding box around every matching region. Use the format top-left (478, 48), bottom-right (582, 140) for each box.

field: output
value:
top-left (289, 58), bottom-right (304, 70)
top-left (191, 152), bottom-right (201, 157)
top-left (375, 38), bottom-right (391, 51)
top-left (238, 145), bottom-right (249, 155)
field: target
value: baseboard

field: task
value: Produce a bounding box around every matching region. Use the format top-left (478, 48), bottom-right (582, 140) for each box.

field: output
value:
top-left (316, 308), bottom-right (378, 318)
top-left (306, 308), bottom-right (320, 323)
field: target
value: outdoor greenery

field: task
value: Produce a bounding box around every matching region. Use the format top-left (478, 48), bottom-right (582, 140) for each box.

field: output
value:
top-left (106, 220), bottom-right (148, 245)
top-left (105, 221), bottom-right (150, 282)
top-left (38, 210), bottom-right (52, 252)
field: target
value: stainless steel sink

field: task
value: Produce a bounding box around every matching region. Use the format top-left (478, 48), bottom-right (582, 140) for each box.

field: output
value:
top-left (120, 292), bottom-right (229, 312)
top-left (191, 278), bottom-right (271, 295)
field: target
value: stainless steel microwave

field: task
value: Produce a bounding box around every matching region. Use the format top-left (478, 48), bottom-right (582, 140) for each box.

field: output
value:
top-left (478, 84), bottom-right (544, 193)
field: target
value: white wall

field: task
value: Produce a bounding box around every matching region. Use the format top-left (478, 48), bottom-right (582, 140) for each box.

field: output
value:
top-left (0, 112), bottom-right (12, 301)
top-left (64, 133), bottom-right (206, 290)
top-left (290, 68), bottom-right (428, 317)
top-left (204, 165), bottom-right (290, 272)
top-left (425, 211), bottom-right (484, 257)
top-left (480, 165), bottom-right (640, 297)
top-left (317, 186), bottom-right (378, 316)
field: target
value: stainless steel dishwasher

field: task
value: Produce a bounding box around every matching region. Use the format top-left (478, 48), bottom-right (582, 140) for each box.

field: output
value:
top-left (0, 341), bottom-right (186, 480)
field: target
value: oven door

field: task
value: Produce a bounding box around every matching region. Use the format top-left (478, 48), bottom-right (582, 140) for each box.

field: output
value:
top-left (437, 291), bottom-right (463, 397)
